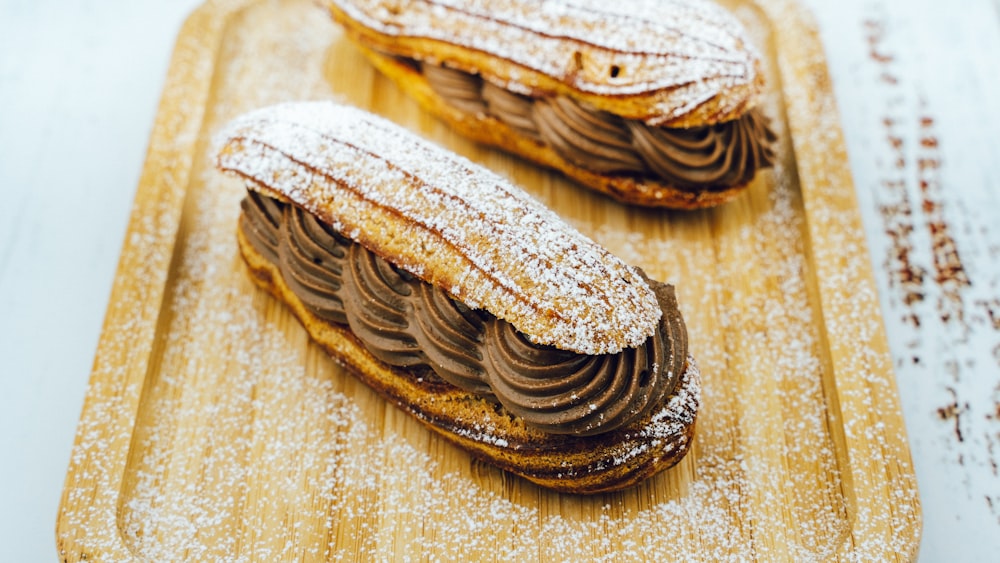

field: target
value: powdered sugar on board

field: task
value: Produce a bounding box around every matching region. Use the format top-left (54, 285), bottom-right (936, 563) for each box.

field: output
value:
top-left (801, 0), bottom-right (1000, 557)
top-left (58, 0), bottom-right (918, 560)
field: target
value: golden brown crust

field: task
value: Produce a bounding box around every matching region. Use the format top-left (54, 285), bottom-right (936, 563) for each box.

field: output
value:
top-left (325, 0), bottom-right (764, 128)
top-left (216, 102), bottom-right (663, 354)
top-left (238, 225), bottom-right (700, 494)
top-left (360, 46), bottom-right (750, 209)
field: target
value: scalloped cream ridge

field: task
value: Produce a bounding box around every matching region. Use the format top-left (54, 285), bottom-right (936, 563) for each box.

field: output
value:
top-left (238, 190), bottom-right (689, 436)
top-left (216, 101), bottom-right (661, 355)
top-left (325, 0), bottom-right (764, 127)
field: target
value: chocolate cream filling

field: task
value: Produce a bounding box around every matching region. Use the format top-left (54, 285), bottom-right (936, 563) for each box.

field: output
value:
top-left (419, 61), bottom-right (778, 192)
top-left (240, 190), bottom-right (689, 436)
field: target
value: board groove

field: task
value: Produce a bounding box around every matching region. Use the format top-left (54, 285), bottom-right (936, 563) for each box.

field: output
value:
top-left (57, 0), bottom-right (919, 560)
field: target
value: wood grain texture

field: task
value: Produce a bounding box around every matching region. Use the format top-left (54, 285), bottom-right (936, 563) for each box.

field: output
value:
top-left (800, 0), bottom-right (1000, 559)
top-left (55, 0), bottom-right (919, 560)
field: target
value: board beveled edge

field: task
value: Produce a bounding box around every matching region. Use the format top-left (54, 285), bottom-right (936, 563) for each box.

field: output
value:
top-left (53, 0), bottom-right (922, 560)
top-left (54, 1), bottom-right (256, 560)
top-left (757, 0), bottom-right (922, 559)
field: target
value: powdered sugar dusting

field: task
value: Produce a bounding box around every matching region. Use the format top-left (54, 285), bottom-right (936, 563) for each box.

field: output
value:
top-left (58, 0), bottom-right (918, 560)
top-left (759, 0), bottom-right (919, 557)
top-left (327, 0), bottom-right (762, 123)
top-left (216, 101), bottom-right (661, 355)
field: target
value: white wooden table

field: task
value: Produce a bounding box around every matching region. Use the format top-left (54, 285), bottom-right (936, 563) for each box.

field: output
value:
top-left (1, 0), bottom-right (996, 560)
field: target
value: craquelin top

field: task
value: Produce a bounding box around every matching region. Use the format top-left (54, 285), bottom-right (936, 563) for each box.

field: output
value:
top-left (216, 101), bottom-right (662, 355)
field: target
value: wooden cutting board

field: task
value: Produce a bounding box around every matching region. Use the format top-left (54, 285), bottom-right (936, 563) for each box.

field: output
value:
top-left (56, 0), bottom-right (920, 559)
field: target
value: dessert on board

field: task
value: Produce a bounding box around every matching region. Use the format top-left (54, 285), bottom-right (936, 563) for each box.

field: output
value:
top-left (216, 102), bottom-right (700, 493)
top-left (324, 0), bottom-right (777, 208)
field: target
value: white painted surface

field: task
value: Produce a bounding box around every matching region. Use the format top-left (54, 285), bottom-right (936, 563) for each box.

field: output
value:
top-left (1, 0), bottom-right (997, 560)
top-left (802, 1), bottom-right (1000, 560)
top-left (0, 1), bottom-right (205, 560)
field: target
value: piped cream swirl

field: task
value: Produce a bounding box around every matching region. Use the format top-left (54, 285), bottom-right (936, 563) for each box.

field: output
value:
top-left (240, 191), bottom-right (688, 436)
top-left (421, 62), bottom-right (777, 191)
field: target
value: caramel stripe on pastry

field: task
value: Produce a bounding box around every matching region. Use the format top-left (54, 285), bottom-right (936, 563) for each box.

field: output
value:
top-left (326, 0), bottom-right (763, 126)
top-left (422, 63), bottom-right (777, 192)
top-left (217, 102), bottom-right (661, 355)
top-left (241, 191), bottom-right (687, 436)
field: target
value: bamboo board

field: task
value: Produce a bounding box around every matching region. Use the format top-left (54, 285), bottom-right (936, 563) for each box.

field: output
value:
top-left (56, 0), bottom-right (921, 560)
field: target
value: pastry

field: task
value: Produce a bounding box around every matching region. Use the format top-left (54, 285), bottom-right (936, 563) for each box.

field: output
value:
top-left (216, 102), bottom-right (699, 493)
top-left (323, 0), bottom-right (777, 209)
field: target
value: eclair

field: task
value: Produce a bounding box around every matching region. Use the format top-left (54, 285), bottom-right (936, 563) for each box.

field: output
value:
top-left (323, 0), bottom-right (777, 209)
top-left (216, 102), bottom-right (699, 493)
